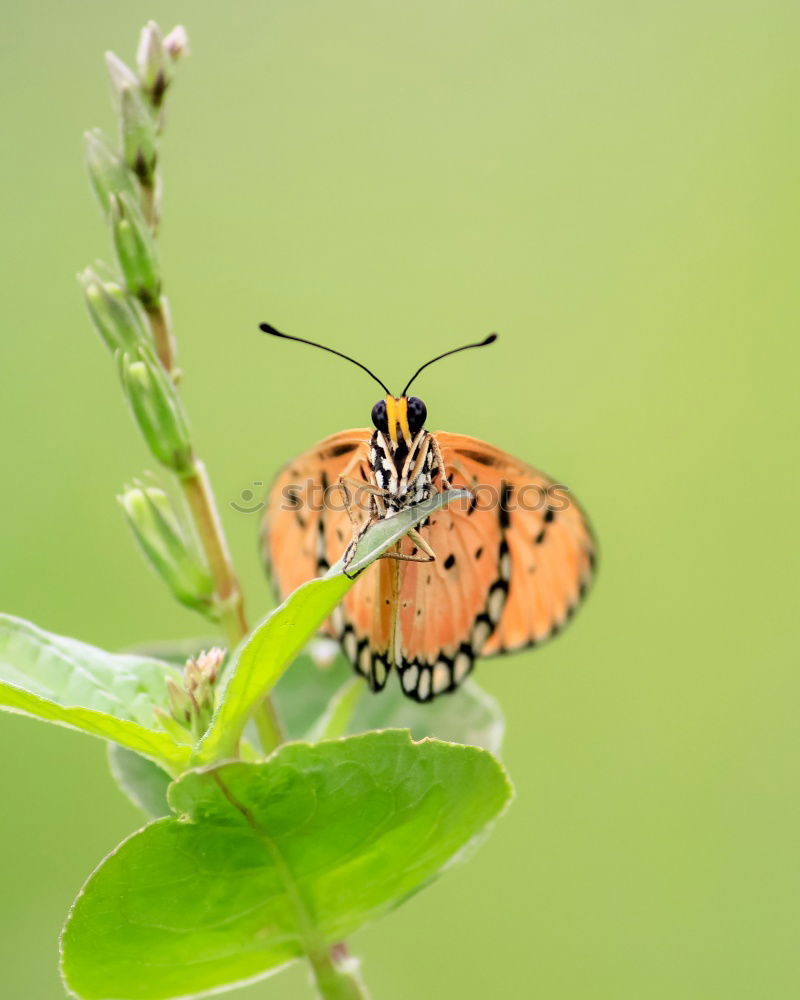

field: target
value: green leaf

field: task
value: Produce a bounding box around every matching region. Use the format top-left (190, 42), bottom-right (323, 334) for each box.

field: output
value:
top-left (62, 731), bottom-right (512, 1000)
top-left (107, 744), bottom-right (172, 818)
top-left (196, 489), bottom-right (468, 763)
top-left (0, 615), bottom-right (191, 771)
top-left (276, 649), bottom-right (505, 754)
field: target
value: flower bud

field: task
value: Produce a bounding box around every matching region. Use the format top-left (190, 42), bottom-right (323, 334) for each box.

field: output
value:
top-left (118, 351), bottom-right (193, 473)
top-left (105, 51), bottom-right (139, 92)
top-left (163, 25), bottom-right (190, 62)
top-left (118, 484), bottom-right (214, 614)
top-left (79, 267), bottom-right (152, 353)
top-left (181, 648), bottom-right (224, 734)
top-left (119, 83), bottom-right (158, 182)
top-left (166, 676), bottom-right (194, 725)
top-left (84, 129), bottom-right (141, 216)
top-left (109, 192), bottom-right (161, 305)
top-left (136, 21), bottom-right (169, 105)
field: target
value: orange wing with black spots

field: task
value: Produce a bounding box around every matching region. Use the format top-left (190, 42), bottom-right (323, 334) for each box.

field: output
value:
top-left (434, 432), bottom-right (596, 658)
top-left (261, 428), bottom-right (372, 595)
top-left (263, 429), bottom-right (596, 702)
top-left (262, 428), bottom-right (399, 692)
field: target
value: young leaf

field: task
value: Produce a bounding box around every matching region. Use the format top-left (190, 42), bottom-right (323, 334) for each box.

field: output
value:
top-left (0, 614), bottom-right (191, 770)
top-left (195, 489), bottom-right (468, 763)
top-left (62, 731), bottom-right (512, 1000)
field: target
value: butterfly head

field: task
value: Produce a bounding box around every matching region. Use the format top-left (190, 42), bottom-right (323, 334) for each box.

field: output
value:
top-left (371, 395), bottom-right (427, 446)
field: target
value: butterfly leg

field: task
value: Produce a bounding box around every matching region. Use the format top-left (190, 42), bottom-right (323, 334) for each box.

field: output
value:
top-left (430, 435), bottom-right (454, 490)
top-left (377, 527), bottom-right (436, 564)
top-left (339, 477), bottom-right (387, 578)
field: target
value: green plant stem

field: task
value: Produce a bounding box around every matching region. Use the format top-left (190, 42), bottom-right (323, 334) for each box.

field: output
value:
top-left (306, 945), bottom-right (369, 1000)
top-left (145, 300), bottom-right (174, 372)
top-left (140, 178), bottom-right (158, 230)
top-left (179, 458), bottom-right (249, 643)
top-left (254, 698), bottom-right (284, 754)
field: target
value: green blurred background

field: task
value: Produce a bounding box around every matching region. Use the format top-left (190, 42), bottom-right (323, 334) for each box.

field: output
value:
top-left (1, 1), bottom-right (797, 997)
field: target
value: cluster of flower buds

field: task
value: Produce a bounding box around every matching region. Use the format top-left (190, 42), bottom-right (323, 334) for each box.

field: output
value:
top-left (81, 23), bottom-right (206, 620)
top-left (118, 484), bottom-right (214, 614)
top-left (164, 647), bottom-right (225, 739)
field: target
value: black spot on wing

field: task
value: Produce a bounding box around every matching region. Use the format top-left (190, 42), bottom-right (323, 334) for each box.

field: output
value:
top-left (499, 481), bottom-right (512, 529)
top-left (323, 442), bottom-right (358, 459)
top-left (458, 449), bottom-right (502, 467)
top-left (444, 553), bottom-right (456, 570)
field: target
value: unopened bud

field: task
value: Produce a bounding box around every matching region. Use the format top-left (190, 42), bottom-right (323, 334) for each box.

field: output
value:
top-left (84, 129), bottom-right (141, 216)
top-left (109, 192), bottom-right (161, 305)
top-left (136, 21), bottom-right (169, 105)
top-left (105, 51), bottom-right (139, 93)
top-left (184, 648), bottom-right (225, 690)
top-left (183, 647), bottom-right (224, 734)
top-left (119, 352), bottom-right (193, 473)
top-left (163, 25), bottom-right (189, 62)
top-left (118, 484), bottom-right (214, 613)
top-left (80, 267), bottom-right (151, 353)
top-left (119, 83), bottom-right (158, 182)
top-left (166, 676), bottom-right (194, 725)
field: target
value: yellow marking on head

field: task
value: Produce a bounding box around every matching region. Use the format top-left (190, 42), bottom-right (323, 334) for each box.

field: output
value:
top-left (384, 395), bottom-right (411, 446)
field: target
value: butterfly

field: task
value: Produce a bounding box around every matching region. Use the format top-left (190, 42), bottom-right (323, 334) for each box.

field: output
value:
top-left (260, 323), bottom-right (596, 703)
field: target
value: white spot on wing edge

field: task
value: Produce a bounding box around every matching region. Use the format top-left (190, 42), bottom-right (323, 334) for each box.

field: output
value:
top-left (433, 662), bottom-right (450, 693)
top-left (402, 664), bottom-right (419, 692)
top-left (454, 652), bottom-right (471, 683)
top-left (343, 631), bottom-right (358, 663)
top-left (488, 587), bottom-right (506, 622)
top-left (417, 669), bottom-right (431, 700)
top-left (471, 618), bottom-right (492, 650)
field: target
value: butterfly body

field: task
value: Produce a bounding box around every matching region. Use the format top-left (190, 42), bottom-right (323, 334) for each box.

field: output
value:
top-left (260, 324), bottom-right (596, 703)
top-left (367, 428), bottom-right (437, 513)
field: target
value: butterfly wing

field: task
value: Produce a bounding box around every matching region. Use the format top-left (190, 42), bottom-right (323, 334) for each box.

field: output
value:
top-left (382, 431), bottom-right (595, 701)
top-left (263, 429), bottom-right (596, 704)
top-left (435, 431), bottom-right (596, 656)
top-left (262, 428), bottom-right (399, 692)
top-left (261, 428), bottom-right (372, 593)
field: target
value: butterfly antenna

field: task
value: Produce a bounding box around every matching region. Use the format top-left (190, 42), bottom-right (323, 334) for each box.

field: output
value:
top-left (260, 323), bottom-right (391, 394)
top-left (402, 333), bottom-right (498, 395)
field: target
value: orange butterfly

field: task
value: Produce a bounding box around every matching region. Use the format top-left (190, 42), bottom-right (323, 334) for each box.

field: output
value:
top-left (260, 323), bottom-right (596, 702)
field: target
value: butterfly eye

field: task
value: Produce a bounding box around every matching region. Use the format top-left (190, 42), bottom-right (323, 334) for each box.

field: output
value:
top-left (406, 396), bottom-right (427, 433)
top-left (371, 399), bottom-right (388, 432)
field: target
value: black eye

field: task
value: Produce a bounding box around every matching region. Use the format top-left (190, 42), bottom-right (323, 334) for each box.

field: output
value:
top-left (371, 399), bottom-right (388, 432)
top-left (407, 396), bottom-right (427, 433)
